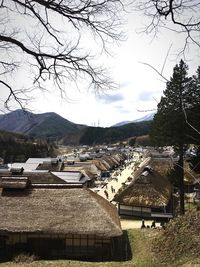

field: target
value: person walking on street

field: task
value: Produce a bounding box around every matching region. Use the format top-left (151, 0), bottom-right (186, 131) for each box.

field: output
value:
top-left (104, 190), bottom-right (109, 199)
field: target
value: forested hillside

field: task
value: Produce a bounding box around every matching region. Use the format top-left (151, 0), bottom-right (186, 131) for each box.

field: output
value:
top-left (0, 131), bottom-right (55, 163)
top-left (79, 121), bottom-right (152, 145)
top-left (0, 110), bottom-right (152, 145)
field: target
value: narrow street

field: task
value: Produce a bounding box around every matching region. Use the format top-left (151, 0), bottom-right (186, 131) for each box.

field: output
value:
top-left (97, 160), bottom-right (135, 202)
top-left (96, 153), bottom-right (156, 229)
top-left (97, 153), bottom-right (151, 202)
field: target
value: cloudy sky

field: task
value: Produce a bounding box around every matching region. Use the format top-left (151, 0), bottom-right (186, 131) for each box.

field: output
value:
top-left (2, 4), bottom-right (199, 127)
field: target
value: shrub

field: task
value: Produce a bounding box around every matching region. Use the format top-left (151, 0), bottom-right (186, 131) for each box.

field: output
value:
top-left (13, 253), bottom-right (38, 263)
top-left (153, 211), bottom-right (200, 264)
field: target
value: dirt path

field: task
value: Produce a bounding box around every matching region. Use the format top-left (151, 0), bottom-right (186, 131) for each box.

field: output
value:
top-left (97, 161), bottom-right (136, 201)
top-left (95, 153), bottom-right (159, 230)
top-left (97, 154), bottom-right (151, 202)
top-left (97, 152), bottom-right (143, 201)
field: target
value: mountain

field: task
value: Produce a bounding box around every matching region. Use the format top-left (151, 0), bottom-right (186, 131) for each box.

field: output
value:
top-left (0, 110), bottom-right (85, 139)
top-left (112, 112), bottom-right (155, 127)
top-left (79, 120), bottom-right (152, 145)
top-left (112, 121), bottom-right (132, 127)
top-left (133, 112), bottom-right (155, 122)
top-left (0, 110), bottom-right (152, 145)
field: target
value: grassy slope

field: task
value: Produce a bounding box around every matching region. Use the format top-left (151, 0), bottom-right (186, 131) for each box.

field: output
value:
top-left (153, 211), bottom-right (200, 267)
top-left (79, 121), bottom-right (152, 145)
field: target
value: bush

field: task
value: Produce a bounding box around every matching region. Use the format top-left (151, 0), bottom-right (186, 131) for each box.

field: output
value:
top-left (13, 253), bottom-right (38, 263)
top-left (153, 211), bottom-right (200, 264)
top-left (196, 201), bottom-right (200, 211)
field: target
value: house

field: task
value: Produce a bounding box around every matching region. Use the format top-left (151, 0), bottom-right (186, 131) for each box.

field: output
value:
top-left (0, 178), bottom-right (123, 260)
top-left (10, 158), bottom-right (63, 172)
top-left (92, 159), bottom-right (108, 172)
top-left (9, 167), bottom-right (24, 175)
top-left (66, 156), bottom-right (75, 165)
top-left (0, 171), bottom-right (68, 187)
top-left (51, 171), bottom-right (92, 187)
top-left (114, 166), bottom-right (174, 221)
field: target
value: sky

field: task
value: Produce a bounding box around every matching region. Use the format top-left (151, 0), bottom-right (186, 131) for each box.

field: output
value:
top-left (1, 4), bottom-right (199, 127)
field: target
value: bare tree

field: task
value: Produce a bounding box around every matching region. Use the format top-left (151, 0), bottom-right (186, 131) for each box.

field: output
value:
top-left (0, 0), bottom-right (125, 110)
top-left (135, 0), bottom-right (200, 53)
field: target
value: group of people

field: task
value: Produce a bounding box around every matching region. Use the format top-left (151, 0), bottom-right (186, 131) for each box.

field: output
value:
top-left (141, 219), bottom-right (156, 229)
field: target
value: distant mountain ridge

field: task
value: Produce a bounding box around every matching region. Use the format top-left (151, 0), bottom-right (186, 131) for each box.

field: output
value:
top-left (112, 112), bottom-right (155, 127)
top-left (0, 110), bottom-right (85, 139)
top-left (0, 110), bottom-right (152, 145)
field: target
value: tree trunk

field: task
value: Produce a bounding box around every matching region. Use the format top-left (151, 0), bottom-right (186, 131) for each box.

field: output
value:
top-left (178, 144), bottom-right (185, 215)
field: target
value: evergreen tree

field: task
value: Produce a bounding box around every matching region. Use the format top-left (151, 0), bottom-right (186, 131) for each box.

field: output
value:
top-left (189, 145), bottom-right (200, 173)
top-left (186, 66), bottom-right (200, 143)
top-left (150, 60), bottom-right (194, 215)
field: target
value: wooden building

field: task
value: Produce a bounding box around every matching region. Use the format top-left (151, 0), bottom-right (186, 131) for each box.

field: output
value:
top-left (114, 166), bottom-right (174, 221)
top-left (0, 171), bottom-right (67, 186)
top-left (0, 177), bottom-right (122, 260)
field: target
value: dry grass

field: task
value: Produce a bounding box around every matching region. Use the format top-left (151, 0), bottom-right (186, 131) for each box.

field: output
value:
top-left (12, 253), bottom-right (38, 263)
top-left (153, 211), bottom-right (200, 266)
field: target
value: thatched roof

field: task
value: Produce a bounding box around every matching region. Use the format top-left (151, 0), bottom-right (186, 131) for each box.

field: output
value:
top-left (110, 156), bottom-right (120, 166)
top-left (102, 157), bottom-right (114, 168)
top-left (149, 157), bottom-right (197, 184)
top-left (101, 159), bottom-right (112, 169)
top-left (112, 154), bottom-right (121, 163)
top-left (0, 188), bottom-right (122, 237)
top-left (62, 162), bottom-right (100, 180)
top-left (0, 172), bottom-right (67, 185)
top-left (92, 159), bottom-right (108, 171)
top-left (114, 168), bottom-right (172, 208)
top-left (81, 168), bottom-right (98, 180)
top-left (150, 158), bottom-right (175, 177)
top-left (1, 177), bottom-right (29, 189)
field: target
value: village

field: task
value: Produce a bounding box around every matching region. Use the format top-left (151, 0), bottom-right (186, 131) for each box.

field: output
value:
top-left (0, 144), bottom-right (199, 262)
top-left (1, 0), bottom-right (200, 265)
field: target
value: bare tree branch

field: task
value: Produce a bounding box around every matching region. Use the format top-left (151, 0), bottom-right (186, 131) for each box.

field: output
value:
top-left (135, 0), bottom-right (200, 53)
top-left (0, 0), bottom-right (126, 110)
top-left (0, 80), bottom-right (30, 110)
top-left (139, 61), bottom-right (169, 82)
top-left (183, 106), bottom-right (200, 136)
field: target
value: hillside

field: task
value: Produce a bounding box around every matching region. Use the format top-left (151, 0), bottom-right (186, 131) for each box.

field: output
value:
top-left (112, 112), bottom-right (155, 127)
top-left (0, 110), bottom-right (152, 145)
top-left (79, 121), bottom-right (152, 145)
top-left (0, 130), bottom-right (55, 163)
top-left (0, 110), bottom-right (85, 139)
top-left (153, 210), bottom-right (200, 265)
